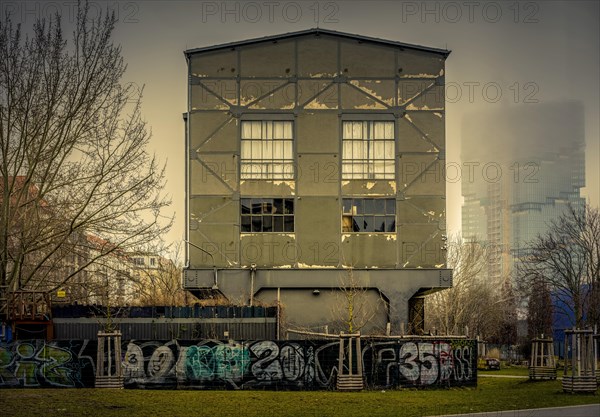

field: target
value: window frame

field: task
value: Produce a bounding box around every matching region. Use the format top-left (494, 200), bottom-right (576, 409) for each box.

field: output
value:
top-left (241, 197), bottom-right (295, 233)
top-left (240, 119), bottom-right (295, 180)
top-left (341, 119), bottom-right (396, 180)
top-left (342, 197), bottom-right (396, 233)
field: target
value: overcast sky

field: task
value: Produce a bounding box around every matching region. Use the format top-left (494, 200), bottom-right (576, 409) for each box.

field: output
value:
top-left (5, 0), bottom-right (599, 247)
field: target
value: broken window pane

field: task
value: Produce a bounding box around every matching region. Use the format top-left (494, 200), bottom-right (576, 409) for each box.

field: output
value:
top-left (241, 198), bottom-right (294, 233)
top-left (342, 198), bottom-right (396, 233)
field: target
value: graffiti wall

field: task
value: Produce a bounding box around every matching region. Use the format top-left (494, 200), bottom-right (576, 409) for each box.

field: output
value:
top-left (0, 340), bottom-right (96, 387)
top-left (1, 338), bottom-right (477, 389)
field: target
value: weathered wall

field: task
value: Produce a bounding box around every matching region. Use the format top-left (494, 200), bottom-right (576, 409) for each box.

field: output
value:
top-left (185, 31), bottom-right (451, 334)
top-left (0, 338), bottom-right (476, 389)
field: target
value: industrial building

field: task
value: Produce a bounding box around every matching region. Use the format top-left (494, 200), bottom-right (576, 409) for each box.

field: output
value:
top-left (183, 29), bottom-right (452, 335)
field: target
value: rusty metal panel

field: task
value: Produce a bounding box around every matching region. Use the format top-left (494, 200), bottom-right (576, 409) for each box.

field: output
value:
top-left (295, 197), bottom-right (340, 267)
top-left (341, 234), bottom-right (397, 268)
top-left (397, 197), bottom-right (445, 224)
top-left (341, 180), bottom-right (396, 196)
top-left (240, 41), bottom-right (295, 78)
top-left (191, 81), bottom-right (237, 110)
top-left (405, 112), bottom-right (445, 150)
top-left (349, 80), bottom-right (395, 107)
top-left (297, 36), bottom-right (338, 77)
top-left (397, 116), bottom-right (440, 153)
top-left (240, 233), bottom-right (297, 267)
top-left (189, 49), bottom-right (237, 78)
top-left (240, 80), bottom-right (295, 109)
top-left (189, 112), bottom-right (236, 151)
top-left (296, 112), bottom-right (339, 153)
top-left (340, 41), bottom-right (396, 77)
top-left (398, 49), bottom-right (445, 78)
top-left (190, 155), bottom-right (237, 195)
top-left (189, 225), bottom-right (239, 268)
top-left (297, 154), bottom-right (339, 196)
top-left (399, 224), bottom-right (445, 268)
top-left (239, 180), bottom-right (295, 196)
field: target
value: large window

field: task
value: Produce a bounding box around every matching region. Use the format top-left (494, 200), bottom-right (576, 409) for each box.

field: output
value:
top-left (342, 198), bottom-right (396, 232)
top-left (241, 121), bottom-right (294, 180)
top-left (342, 121), bottom-right (395, 179)
top-left (241, 198), bottom-right (294, 233)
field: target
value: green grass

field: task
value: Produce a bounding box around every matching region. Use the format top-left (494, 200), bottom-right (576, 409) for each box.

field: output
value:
top-left (479, 365), bottom-right (530, 377)
top-left (0, 378), bottom-right (597, 417)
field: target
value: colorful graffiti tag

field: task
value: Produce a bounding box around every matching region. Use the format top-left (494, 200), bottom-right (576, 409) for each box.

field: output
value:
top-left (1, 338), bottom-right (477, 389)
top-left (0, 340), bottom-right (96, 387)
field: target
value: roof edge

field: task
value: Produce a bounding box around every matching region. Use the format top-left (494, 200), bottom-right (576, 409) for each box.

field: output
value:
top-left (183, 28), bottom-right (451, 58)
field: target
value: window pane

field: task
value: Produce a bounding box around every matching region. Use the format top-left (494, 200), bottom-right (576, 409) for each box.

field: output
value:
top-left (342, 215), bottom-right (353, 232)
top-left (354, 199), bottom-right (363, 215)
top-left (283, 141), bottom-right (292, 159)
top-left (263, 216), bottom-right (272, 232)
top-left (385, 141), bottom-right (395, 159)
top-left (284, 216), bottom-right (294, 232)
top-left (374, 218), bottom-right (386, 232)
top-left (284, 199), bottom-right (294, 214)
top-left (354, 216), bottom-right (364, 232)
top-left (241, 199), bottom-right (252, 214)
top-left (373, 141), bottom-right (386, 159)
top-left (251, 216), bottom-right (262, 232)
top-left (273, 216), bottom-right (283, 232)
top-left (384, 122), bottom-right (394, 139)
top-left (373, 199), bottom-right (385, 214)
top-left (386, 199), bottom-right (396, 214)
top-left (241, 215), bottom-right (251, 232)
top-left (283, 121), bottom-right (293, 139)
top-left (363, 216), bottom-right (374, 232)
top-left (373, 122), bottom-right (386, 139)
top-left (386, 216), bottom-right (396, 232)
top-left (364, 199), bottom-right (374, 214)
top-left (274, 199), bottom-right (284, 214)
top-left (251, 121), bottom-right (261, 138)
top-left (342, 199), bottom-right (352, 214)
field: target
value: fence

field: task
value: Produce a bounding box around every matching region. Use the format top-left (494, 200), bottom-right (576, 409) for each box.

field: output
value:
top-left (0, 337), bottom-right (477, 390)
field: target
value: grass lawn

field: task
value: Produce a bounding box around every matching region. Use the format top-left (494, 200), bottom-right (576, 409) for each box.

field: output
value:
top-left (0, 378), bottom-right (597, 417)
top-left (479, 366), bottom-right (530, 377)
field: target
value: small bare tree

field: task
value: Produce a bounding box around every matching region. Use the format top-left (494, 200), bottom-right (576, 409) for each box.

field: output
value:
top-left (331, 268), bottom-right (383, 334)
top-left (517, 203), bottom-right (599, 329)
top-left (0, 2), bottom-right (172, 311)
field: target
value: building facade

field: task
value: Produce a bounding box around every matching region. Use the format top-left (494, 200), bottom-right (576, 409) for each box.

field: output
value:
top-left (183, 29), bottom-right (452, 335)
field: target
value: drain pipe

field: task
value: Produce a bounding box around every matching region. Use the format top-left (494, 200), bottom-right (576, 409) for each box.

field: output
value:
top-left (249, 263), bottom-right (257, 306)
top-left (184, 240), bottom-right (218, 290)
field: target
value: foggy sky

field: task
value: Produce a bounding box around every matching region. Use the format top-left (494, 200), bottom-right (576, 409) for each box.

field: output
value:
top-left (4, 0), bottom-right (599, 246)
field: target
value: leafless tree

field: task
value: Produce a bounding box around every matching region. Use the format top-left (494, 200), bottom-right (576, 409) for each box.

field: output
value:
top-left (331, 268), bottom-right (385, 334)
top-left (128, 243), bottom-right (190, 307)
top-left (526, 276), bottom-right (553, 339)
top-left (425, 236), bottom-right (515, 341)
top-left (517, 203), bottom-right (599, 329)
top-left (0, 2), bottom-right (171, 307)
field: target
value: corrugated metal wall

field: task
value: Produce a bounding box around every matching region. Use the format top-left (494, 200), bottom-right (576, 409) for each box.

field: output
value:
top-left (53, 318), bottom-right (277, 340)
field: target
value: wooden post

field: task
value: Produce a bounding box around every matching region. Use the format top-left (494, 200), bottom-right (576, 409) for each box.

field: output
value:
top-left (562, 328), bottom-right (597, 393)
top-left (95, 331), bottom-right (123, 388)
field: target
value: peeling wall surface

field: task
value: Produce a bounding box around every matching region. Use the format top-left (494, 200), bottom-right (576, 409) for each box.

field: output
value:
top-left (0, 338), bottom-right (476, 389)
top-left (185, 30), bottom-right (452, 333)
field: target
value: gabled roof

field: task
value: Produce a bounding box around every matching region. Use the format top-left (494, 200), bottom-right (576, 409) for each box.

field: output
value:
top-left (184, 28), bottom-right (450, 58)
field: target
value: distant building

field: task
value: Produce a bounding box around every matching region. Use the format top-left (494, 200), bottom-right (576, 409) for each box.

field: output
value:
top-left (461, 102), bottom-right (586, 281)
top-left (182, 29), bottom-right (452, 335)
